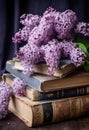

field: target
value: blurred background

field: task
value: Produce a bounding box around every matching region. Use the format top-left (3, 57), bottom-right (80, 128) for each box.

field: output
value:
top-left (0, 0), bottom-right (89, 74)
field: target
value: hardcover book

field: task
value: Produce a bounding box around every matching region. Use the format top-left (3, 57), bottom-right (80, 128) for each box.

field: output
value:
top-left (3, 73), bottom-right (89, 101)
top-left (6, 60), bottom-right (89, 91)
top-left (8, 94), bottom-right (89, 127)
top-left (13, 57), bottom-right (77, 78)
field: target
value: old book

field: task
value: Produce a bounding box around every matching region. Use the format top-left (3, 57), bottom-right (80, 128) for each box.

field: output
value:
top-left (13, 58), bottom-right (77, 78)
top-left (9, 94), bottom-right (89, 127)
top-left (6, 60), bottom-right (89, 91)
top-left (3, 73), bottom-right (89, 101)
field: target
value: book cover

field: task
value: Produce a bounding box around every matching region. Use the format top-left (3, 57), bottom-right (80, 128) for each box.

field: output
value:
top-left (13, 57), bottom-right (77, 78)
top-left (6, 60), bottom-right (89, 91)
top-left (3, 73), bottom-right (89, 101)
top-left (8, 94), bottom-right (89, 127)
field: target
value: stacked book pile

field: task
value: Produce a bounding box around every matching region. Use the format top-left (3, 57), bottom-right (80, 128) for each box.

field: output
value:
top-left (2, 58), bottom-right (89, 127)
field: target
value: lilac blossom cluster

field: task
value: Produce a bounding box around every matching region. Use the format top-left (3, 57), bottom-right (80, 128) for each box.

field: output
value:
top-left (20, 14), bottom-right (40, 27)
top-left (28, 10), bottom-right (55, 46)
top-left (60, 41), bottom-right (77, 57)
top-left (12, 7), bottom-right (89, 76)
top-left (12, 77), bottom-right (26, 96)
top-left (12, 14), bottom-right (40, 43)
top-left (16, 43), bottom-right (43, 75)
top-left (59, 41), bottom-right (86, 66)
top-left (54, 9), bottom-right (78, 40)
top-left (75, 22), bottom-right (89, 36)
top-left (41, 39), bottom-right (62, 75)
top-left (0, 81), bottom-right (12, 119)
top-left (12, 26), bottom-right (31, 43)
top-left (70, 48), bottom-right (86, 67)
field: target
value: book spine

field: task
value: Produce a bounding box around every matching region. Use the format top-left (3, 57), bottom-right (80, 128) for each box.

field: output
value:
top-left (3, 74), bottom-right (89, 101)
top-left (32, 96), bottom-right (89, 126)
top-left (39, 86), bottom-right (89, 100)
top-left (9, 95), bottom-right (89, 127)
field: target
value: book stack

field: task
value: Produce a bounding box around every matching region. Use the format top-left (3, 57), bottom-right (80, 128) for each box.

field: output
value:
top-left (2, 59), bottom-right (89, 127)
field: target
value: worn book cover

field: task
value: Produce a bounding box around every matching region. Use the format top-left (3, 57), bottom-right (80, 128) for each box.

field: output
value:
top-left (6, 60), bottom-right (89, 91)
top-left (3, 73), bottom-right (89, 101)
top-left (8, 94), bottom-right (89, 127)
top-left (13, 57), bottom-right (77, 78)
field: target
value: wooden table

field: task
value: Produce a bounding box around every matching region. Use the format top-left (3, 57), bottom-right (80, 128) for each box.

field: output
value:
top-left (1, 112), bottom-right (89, 130)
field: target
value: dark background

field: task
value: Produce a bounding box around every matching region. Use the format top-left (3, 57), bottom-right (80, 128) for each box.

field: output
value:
top-left (0, 0), bottom-right (89, 74)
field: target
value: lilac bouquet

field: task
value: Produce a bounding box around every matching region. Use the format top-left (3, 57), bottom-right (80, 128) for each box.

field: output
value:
top-left (12, 7), bottom-right (89, 76)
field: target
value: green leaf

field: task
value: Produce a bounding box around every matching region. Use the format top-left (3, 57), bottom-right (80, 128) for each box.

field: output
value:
top-left (74, 36), bottom-right (89, 47)
top-left (83, 59), bottom-right (89, 72)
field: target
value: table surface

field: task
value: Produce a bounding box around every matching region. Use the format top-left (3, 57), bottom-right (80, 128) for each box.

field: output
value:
top-left (0, 112), bottom-right (89, 130)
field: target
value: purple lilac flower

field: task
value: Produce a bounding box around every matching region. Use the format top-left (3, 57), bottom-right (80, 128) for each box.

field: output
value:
top-left (70, 48), bottom-right (86, 67)
top-left (12, 30), bottom-right (22, 43)
top-left (25, 8), bottom-right (56, 45)
top-left (28, 26), bottom-right (43, 46)
top-left (41, 39), bottom-right (62, 75)
top-left (20, 14), bottom-right (40, 27)
top-left (12, 14), bottom-right (40, 44)
top-left (43, 6), bottom-right (60, 22)
top-left (19, 26), bottom-right (32, 41)
top-left (13, 7), bottom-right (88, 75)
top-left (75, 22), bottom-right (89, 36)
top-left (12, 26), bottom-right (33, 43)
top-left (16, 43), bottom-right (43, 75)
top-left (28, 9), bottom-right (55, 46)
top-left (43, 7), bottom-right (56, 16)
top-left (60, 41), bottom-right (77, 58)
top-left (17, 43), bottom-right (41, 63)
top-left (54, 9), bottom-right (78, 40)
top-left (59, 41), bottom-right (86, 67)
top-left (12, 77), bottom-right (26, 96)
top-left (0, 81), bottom-right (12, 120)
top-left (22, 64), bottom-right (34, 76)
